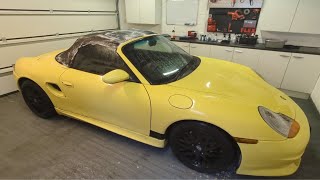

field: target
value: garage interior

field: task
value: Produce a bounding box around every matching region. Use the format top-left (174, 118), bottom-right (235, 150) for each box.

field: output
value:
top-left (1, 0), bottom-right (320, 179)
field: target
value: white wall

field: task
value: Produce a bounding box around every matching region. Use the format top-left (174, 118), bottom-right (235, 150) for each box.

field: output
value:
top-left (311, 77), bottom-right (320, 112)
top-left (0, 0), bottom-right (118, 95)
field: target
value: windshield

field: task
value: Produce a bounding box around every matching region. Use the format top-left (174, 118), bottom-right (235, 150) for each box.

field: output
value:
top-left (122, 35), bottom-right (200, 85)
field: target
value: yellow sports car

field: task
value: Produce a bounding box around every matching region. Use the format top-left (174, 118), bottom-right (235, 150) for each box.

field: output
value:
top-left (14, 30), bottom-right (310, 176)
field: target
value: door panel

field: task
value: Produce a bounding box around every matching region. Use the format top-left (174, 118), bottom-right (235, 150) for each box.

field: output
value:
top-left (232, 48), bottom-right (262, 71)
top-left (189, 44), bottom-right (210, 57)
top-left (125, 0), bottom-right (140, 23)
top-left (258, 0), bottom-right (299, 32)
top-left (210, 45), bottom-right (234, 61)
top-left (139, 0), bottom-right (155, 24)
top-left (290, 0), bottom-right (320, 34)
top-left (257, 51), bottom-right (290, 88)
top-left (59, 69), bottom-right (151, 135)
top-left (173, 42), bottom-right (190, 53)
top-left (281, 53), bottom-right (320, 93)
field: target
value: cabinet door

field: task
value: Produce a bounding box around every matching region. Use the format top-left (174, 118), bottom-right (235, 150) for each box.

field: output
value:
top-left (258, 0), bottom-right (299, 32)
top-left (210, 45), bottom-right (234, 61)
top-left (0, 73), bottom-right (18, 96)
top-left (125, 0), bottom-right (140, 23)
top-left (232, 48), bottom-right (262, 71)
top-left (189, 44), bottom-right (211, 57)
top-left (173, 42), bottom-right (190, 54)
top-left (257, 51), bottom-right (291, 88)
top-left (281, 53), bottom-right (320, 93)
top-left (139, 0), bottom-right (155, 24)
top-left (290, 0), bottom-right (320, 34)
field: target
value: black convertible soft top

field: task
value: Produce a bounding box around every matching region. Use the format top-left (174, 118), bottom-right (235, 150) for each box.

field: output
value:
top-left (56, 29), bottom-right (156, 67)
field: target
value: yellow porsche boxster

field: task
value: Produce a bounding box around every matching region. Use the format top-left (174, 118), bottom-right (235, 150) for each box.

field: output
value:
top-left (13, 30), bottom-right (310, 176)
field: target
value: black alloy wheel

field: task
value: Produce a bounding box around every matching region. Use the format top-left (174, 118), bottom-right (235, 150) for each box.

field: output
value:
top-left (169, 122), bottom-right (240, 174)
top-left (21, 80), bottom-right (57, 118)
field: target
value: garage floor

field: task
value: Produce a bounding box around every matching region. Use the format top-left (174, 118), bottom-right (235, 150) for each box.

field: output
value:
top-left (0, 93), bottom-right (319, 179)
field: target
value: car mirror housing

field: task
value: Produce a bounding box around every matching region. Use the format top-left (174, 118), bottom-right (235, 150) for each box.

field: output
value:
top-left (102, 69), bottom-right (130, 84)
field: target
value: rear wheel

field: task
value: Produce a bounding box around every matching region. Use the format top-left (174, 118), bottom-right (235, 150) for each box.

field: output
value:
top-left (21, 80), bottom-right (57, 118)
top-left (169, 122), bottom-right (240, 173)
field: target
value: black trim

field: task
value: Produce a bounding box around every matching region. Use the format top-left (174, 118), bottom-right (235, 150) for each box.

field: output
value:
top-left (0, 65), bottom-right (13, 70)
top-left (0, 91), bottom-right (19, 98)
top-left (150, 131), bottom-right (165, 140)
top-left (0, 29), bottom-right (117, 42)
top-left (116, 0), bottom-right (121, 30)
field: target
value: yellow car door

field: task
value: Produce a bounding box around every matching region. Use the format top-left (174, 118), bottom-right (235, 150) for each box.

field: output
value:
top-left (58, 44), bottom-right (151, 135)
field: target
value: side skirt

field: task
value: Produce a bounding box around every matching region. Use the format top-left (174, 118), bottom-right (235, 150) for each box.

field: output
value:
top-left (55, 108), bottom-right (166, 148)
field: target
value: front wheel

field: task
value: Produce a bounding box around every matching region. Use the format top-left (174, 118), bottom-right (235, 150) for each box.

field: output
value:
top-left (169, 122), bottom-right (240, 174)
top-left (21, 80), bottom-right (57, 119)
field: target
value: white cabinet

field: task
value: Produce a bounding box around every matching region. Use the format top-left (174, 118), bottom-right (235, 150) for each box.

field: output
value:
top-left (232, 48), bottom-right (262, 71)
top-left (281, 53), bottom-right (320, 93)
top-left (125, 0), bottom-right (140, 23)
top-left (257, 51), bottom-right (291, 88)
top-left (258, 0), bottom-right (299, 32)
top-left (173, 42), bottom-right (190, 53)
top-left (210, 45), bottom-right (234, 61)
top-left (189, 44), bottom-right (211, 57)
top-left (290, 0), bottom-right (320, 34)
top-left (0, 73), bottom-right (18, 96)
top-left (124, 0), bottom-right (161, 24)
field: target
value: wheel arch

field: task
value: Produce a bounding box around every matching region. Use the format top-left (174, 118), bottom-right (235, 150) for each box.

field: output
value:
top-left (18, 77), bottom-right (56, 106)
top-left (18, 77), bottom-right (33, 88)
top-left (165, 119), bottom-right (234, 141)
top-left (164, 119), bottom-right (242, 169)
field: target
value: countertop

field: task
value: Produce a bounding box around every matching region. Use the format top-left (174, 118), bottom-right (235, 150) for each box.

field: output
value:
top-left (171, 39), bottom-right (320, 56)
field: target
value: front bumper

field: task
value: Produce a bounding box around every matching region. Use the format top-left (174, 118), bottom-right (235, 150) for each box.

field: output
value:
top-left (236, 104), bottom-right (310, 176)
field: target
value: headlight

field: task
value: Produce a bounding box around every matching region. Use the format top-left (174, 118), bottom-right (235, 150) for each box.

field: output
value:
top-left (258, 106), bottom-right (300, 138)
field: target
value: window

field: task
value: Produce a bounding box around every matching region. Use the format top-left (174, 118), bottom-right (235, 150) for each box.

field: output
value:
top-left (71, 44), bottom-right (139, 82)
top-left (123, 35), bottom-right (200, 85)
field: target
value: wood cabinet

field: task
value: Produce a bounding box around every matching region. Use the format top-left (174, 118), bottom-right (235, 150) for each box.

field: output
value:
top-left (257, 51), bottom-right (291, 88)
top-left (189, 44), bottom-right (211, 57)
top-left (232, 48), bottom-right (262, 71)
top-left (173, 42), bottom-right (190, 53)
top-left (281, 53), bottom-right (320, 93)
top-left (125, 0), bottom-right (161, 24)
top-left (209, 45), bottom-right (234, 61)
top-left (289, 0), bottom-right (320, 34)
top-left (258, 0), bottom-right (299, 32)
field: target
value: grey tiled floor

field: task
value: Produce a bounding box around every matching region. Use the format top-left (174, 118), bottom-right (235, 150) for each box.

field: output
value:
top-left (0, 93), bottom-right (319, 179)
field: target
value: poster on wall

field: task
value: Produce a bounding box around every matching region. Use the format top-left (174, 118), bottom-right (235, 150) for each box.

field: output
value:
top-left (209, 0), bottom-right (263, 9)
top-left (207, 0), bottom-right (263, 34)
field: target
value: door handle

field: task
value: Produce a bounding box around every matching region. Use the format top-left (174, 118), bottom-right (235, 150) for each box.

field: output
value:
top-left (235, 50), bottom-right (243, 53)
top-left (293, 56), bottom-right (304, 59)
top-left (280, 54), bottom-right (290, 58)
top-left (62, 81), bottom-right (73, 87)
top-left (225, 49), bottom-right (233, 52)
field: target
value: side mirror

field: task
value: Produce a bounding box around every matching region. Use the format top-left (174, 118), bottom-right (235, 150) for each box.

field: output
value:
top-left (102, 69), bottom-right (130, 84)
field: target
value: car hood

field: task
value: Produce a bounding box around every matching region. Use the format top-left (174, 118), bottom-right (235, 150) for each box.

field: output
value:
top-left (169, 57), bottom-right (296, 118)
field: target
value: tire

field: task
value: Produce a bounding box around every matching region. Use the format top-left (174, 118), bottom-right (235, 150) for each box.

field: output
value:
top-left (20, 80), bottom-right (57, 119)
top-left (169, 122), bottom-right (240, 174)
